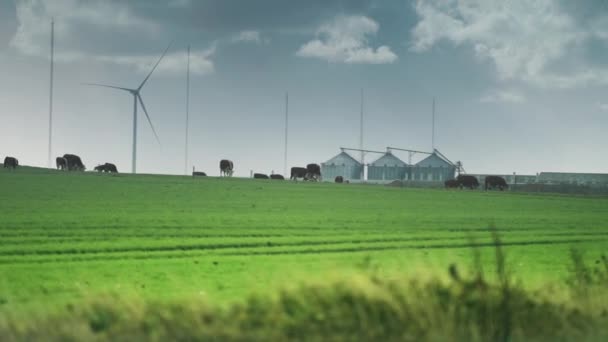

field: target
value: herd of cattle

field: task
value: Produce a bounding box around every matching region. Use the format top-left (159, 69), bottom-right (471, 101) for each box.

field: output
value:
top-left (3, 155), bottom-right (507, 190)
top-left (445, 174), bottom-right (509, 191)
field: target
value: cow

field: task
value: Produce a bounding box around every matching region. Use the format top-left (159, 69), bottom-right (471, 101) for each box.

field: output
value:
top-left (290, 167), bottom-right (307, 181)
top-left (335, 176), bottom-right (344, 183)
top-left (270, 174), bottom-right (284, 180)
top-left (104, 163), bottom-right (118, 173)
top-left (94, 163), bottom-right (118, 173)
top-left (56, 157), bottom-right (67, 170)
top-left (485, 175), bottom-right (508, 191)
top-left (444, 179), bottom-right (459, 188)
top-left (3, 157), bottom-right (18, 169)
top-left (305, 163), bottom-right (321, 181)
top-left (192, 171), bottom-right (207, 177)
top-left (253, 173), bottom-right (269, 179)
top-left (457, 174), bottom-right (480, 189)
top-left (63, 154), bottom-right (85, 171)
top-left (219, 159), bottom-right (234, 177)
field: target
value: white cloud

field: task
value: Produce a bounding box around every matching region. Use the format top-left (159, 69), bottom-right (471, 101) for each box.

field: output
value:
top-left (9, 0), bottom-right (213, 76)
top-left (97, 45), bottom-right (216, 76)
top-left (599, 103), bottom-right (608, 111)
top-left (480, 90), bottom-right (526, 104)
top-left (410, 0), bottom-right (608, 88)
top-left (11, 0), bottom-right (159, 57)
top-left (297, 15), bottom-right (397, 64)
top-left (231, 30), bottom-right (269, 44)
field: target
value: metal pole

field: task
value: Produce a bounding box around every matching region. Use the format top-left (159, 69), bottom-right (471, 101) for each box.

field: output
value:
top-left (132, 95), bottom-right (137, 174)
top-left (48, 19), bottom-right (54, 168)
top-left (432, 97), bottom-right (435, 151)
top-left (185, 45), bottom-right (190, 175)
top-left (284, 92), bottom-right (288, 177)
top-left (360, 88), bottom-right (364, 179)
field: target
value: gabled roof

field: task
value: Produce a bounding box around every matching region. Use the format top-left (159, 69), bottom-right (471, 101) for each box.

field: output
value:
top-left (323, 151), bottom-right (362, 166)
top-left (415, 153), bottom-right (453, 168)
top-left (369, 152), bottom-right (407, 167)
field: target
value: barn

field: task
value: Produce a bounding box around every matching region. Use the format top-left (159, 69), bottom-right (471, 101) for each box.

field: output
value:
top-left (367, 152), bottom-right (407, 181)
top-left (410, 152), bottom-right (456, 182)
top-left (321, 151), bottom-right (363, 181)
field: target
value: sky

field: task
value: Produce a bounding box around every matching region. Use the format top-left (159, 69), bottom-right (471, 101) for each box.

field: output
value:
top-left (1, 0), bottom-right (607, 176)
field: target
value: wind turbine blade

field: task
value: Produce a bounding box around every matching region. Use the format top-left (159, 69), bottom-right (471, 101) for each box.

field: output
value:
top-left (137, 94), bottom-right (161, 146)
top-left (137, 41), bottom-right (173, 91)
top-left (82, 83), bottom-right (133, 92)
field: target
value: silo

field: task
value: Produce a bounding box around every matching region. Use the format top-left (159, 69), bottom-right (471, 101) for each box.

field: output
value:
top-left (321, 151), bottom-right (363, 181)
top-left (411, 152), bottom-right (456, 182)
top-left (368, 152), bottom-right (407, 181)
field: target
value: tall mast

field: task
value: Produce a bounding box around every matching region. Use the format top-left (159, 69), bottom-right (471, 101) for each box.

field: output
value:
top-left (432, 97), bottom-right (435, 151)
top-left (185, 45), bottom-right (190, 175)
top-left (48, 19), bottom-right (54, 168)
top-left (360, 88), bottom-right (364, 178)
top-left (284, 92), bottom-right (289, 177)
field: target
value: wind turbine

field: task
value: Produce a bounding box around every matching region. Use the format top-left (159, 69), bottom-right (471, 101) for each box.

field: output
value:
top-left (84, 43), bottom-right (171, 174)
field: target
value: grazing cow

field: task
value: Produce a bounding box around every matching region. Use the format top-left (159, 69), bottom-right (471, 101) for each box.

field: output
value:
top-left (457, 174), bottom-right (480, 189)
top-left (270, 174), bottom-right (284, 180)
top-left (3, 156), bottom-right (18, 169)
top-left (335, 176), bottom-right (344, 183)
top-left (253, 173), bottom-right (269, 179)
top-left (305, 163), bottom-right (321, 181)
top-left (444, 179), bottom-right (459, 188)
top-left (104, 163), bottom-right (118, 173)
top-left (290, 167), bottom-right (307, 181)
top-left (219, 159), bottom-right (234, 177)
top-left (192, 171), bottom-right (207, 177)
top-left (63, 154), bottom-right (85, 171)
top-left (56, 157), bottom-right (67, 170)
top-left (485, 175), bottom-right (508, 191)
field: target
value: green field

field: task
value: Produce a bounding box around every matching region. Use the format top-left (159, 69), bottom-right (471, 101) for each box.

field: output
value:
top-left (1, 166), bottom-right (607, 315)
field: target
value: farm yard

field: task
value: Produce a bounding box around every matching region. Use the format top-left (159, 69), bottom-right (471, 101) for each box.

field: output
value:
top-left (1, 166), bottom-right (608, 340)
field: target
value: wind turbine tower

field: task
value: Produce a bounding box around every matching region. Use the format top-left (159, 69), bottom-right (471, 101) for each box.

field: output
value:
top-left (85, 43), bottom-right (171, 174)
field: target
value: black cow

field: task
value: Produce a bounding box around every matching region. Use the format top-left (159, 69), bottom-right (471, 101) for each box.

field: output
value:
top-left (3, 156), bottom-right (18, 169)
top-left (94, 163), bottom-right (118, 173)
top-left (56, 157), bottom-right (67, 170)
top-left (63, 154), bottom-right (85, 171)
top-left (457, 174), bottom-right (479, 189)
top-left (270, 174), bottom-right (284, 180)
top-left (335, 176), bottom-right (344, 183)
top-left (290, 167), bottom-right (307, 181)
top-left (305, 163), bottom-right (321, 181)
top-left (220, 159), bottom-right (234, 177)
top-left (253, 173), bottom-right (269, 179)
top-left (444, 179), bottom-right (459, 188)
top-left (192, 171), bottom-right (207, 177)
top-left (485, 175), bottom-right (508, 191)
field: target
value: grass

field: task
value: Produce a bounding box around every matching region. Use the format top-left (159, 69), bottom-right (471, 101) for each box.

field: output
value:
top-left (1, 166), bottom-right (607, 320)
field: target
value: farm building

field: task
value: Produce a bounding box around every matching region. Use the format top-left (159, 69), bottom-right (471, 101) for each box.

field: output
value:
top-left (321, 151), bottom-right (363, 181)
top-left (368, 152), bottom-right (407, 181)
top-left (410, 152), bottom-right (456, 182)
top-left (537, 172), bottom-right (608, 186)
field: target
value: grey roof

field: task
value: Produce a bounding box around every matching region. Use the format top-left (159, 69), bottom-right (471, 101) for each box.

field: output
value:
top-left (369, 152), bottom-right (407, 167)
top-left (415, 153), bottom-right (454, 168)
top-left (322, 151), bottom-right (362, 166)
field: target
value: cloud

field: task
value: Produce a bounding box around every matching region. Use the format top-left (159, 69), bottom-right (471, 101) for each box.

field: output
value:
top-left (168, 0), bottom-right (191, 8)
top-left (231, 30), bottom-right (269, 45)
top-left (297, 15), bottom-right (397, 64)
top-left (410, 0), bottom-right (608, 88)
top-left (8, 0), bottom-right (213, 76)
top-left (96, 45), bottom-right (216, 76)
top-left (599, 103), bottom-right (608, 111)
top-left (479, 90), bottom-right (526, 104)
